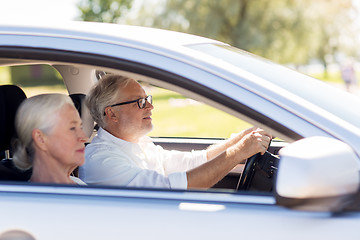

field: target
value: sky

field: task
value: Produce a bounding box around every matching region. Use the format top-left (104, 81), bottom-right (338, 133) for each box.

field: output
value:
top-left (0, 0), bottom-right (80, 23)
top-left (1, 0), bottom-right (359, 25)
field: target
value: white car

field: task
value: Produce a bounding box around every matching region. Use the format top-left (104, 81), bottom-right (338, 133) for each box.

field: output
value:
top-left (0, 21), bottom-right (360, 240)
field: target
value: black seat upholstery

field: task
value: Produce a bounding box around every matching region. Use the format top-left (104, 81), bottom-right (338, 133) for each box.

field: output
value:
top-left (0, 85), bottom-right (31, 181)
top-left (69, 93), bottom-right (86, 117)
top-left (70, 93), bottom-right (97, 177)
top-left (69, 93), bottom-right (94, 138)
top-left (0, 85), bottom-right (27, 151)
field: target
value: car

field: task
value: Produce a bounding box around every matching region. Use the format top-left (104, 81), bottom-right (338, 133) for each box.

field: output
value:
top-left (0, 21), bottom-right (360, 240)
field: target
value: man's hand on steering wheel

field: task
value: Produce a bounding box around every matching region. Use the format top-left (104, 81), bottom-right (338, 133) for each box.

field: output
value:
top-left (230, 128), bottom-right (272, 164)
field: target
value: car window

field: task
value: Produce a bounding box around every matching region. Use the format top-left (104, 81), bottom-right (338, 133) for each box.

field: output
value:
top-left (0, 61), bottom-right (277, 194)
top-left (0, 65), bottom-right (67, 97)
top-left (145, 85), bottom-right (252, 138)
top-left (188, 43), bottom-right (360, 130)
top-left (0, 64), bottom-right (251, 139)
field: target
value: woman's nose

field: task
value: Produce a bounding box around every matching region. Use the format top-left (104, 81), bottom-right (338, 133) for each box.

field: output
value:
top-left (78, 129), bottom-right (89, 142)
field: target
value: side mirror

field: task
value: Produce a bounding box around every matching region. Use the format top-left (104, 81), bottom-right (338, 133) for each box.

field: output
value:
top-left (275, 136), bottom-right (360, 212)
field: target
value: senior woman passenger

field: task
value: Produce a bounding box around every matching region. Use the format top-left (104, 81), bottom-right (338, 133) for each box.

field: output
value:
top-left (12, 94), bottom-right (88, 184)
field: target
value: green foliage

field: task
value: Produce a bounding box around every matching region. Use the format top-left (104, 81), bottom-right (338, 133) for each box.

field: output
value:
top-left (148, 87), bottom-right (251, 138)
top-left (310, 72), bottom-right (343, 83)
top-left (77, 0), bottom-right (133, 22)
top-left (133, 0), bottom-right (357, 67)
top-left (0, 67), bottom-right (11, 85)
top-left (10, 65), bottom-right (63, 87)
top-left (76, 0), bottom-right (358, 67)
top-left (151, 101), bottom-right (251, 138)
top-left (309, 1), bottom-right (358, 68)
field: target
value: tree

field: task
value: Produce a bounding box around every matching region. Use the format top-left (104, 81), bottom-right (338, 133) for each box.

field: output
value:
top-left (132, 0), bottom-right (358, 67)
top-left (76, 0), bottom-right (359, 69)
top-left (308, 0), bottom-right (358, 76)
top-left (77, 0), bottom-right (133, 23)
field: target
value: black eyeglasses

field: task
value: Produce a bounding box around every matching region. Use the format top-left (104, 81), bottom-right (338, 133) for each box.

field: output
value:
top-left (104, 95), bottom-right (152, 115)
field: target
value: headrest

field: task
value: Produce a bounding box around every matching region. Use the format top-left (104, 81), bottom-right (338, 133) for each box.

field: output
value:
top-left (0, 85), bottom-right (27, 151)
top-left (69, 93), bottom-right (94, 138)
top-left (70, 93), bottom-right (86, 117)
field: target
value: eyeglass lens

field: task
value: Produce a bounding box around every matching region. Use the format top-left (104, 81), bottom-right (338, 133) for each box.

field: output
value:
top-left (139, 95), bottom-right (152, 109)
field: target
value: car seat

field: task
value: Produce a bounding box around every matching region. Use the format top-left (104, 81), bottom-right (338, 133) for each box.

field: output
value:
top-left (0, 85), bottom-right (31, 180)
top-left (69, 93), bottom-right (94, 177)
top-left (69, 93), bottom-right (94, 138)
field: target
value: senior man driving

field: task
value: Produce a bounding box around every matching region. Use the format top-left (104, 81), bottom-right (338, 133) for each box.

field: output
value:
top-left (79, 74), bottom-right (272, 189)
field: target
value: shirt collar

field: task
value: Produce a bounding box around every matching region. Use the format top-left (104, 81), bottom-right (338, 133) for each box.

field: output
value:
top-left (97, 127), bottom-right (134, 147)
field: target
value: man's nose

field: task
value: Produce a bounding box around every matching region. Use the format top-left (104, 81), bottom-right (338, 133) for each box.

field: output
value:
top-left (145, 100), bottom-right (154, 109)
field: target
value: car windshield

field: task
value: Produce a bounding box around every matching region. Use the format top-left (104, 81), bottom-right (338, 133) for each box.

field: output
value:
top-left (188, 44), bottom-right (360, 129)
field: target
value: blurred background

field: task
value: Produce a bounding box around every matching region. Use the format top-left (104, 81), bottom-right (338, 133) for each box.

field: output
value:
top-left (1, 0), bottom-right (360, 92)
top-left (0, 0), bottom-right (359, 137)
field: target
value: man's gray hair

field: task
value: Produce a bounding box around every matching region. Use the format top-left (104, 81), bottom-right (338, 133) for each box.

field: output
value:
top-left (86, 74), bottom-right (134, 129)
top-left (13, 94), bottom-right (74, 170)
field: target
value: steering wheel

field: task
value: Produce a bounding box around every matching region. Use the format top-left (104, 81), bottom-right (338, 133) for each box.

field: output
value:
top-left (236, 153), bottom-right (261, 191)
top-left (236, 151), bottom-right (279, 192)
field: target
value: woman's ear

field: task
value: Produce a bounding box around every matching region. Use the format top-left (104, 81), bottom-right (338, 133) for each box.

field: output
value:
top-left (32, 129), bottom-right (47, 151)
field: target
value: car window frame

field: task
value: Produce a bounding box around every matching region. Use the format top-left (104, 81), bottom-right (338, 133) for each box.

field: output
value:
top-left (0, 46), bottom-right (301, 140)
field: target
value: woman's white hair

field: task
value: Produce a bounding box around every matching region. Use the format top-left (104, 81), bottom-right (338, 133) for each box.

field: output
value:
top-left (12, 94), bottom-right (74, 170)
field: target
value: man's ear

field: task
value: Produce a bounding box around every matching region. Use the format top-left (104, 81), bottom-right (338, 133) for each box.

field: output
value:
top-left (104, 107), bottom-right (118, 122)
top-left (32, 129), bottom-right (47, 151)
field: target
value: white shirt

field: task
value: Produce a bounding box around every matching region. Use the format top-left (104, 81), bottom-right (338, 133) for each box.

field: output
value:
top-left (79, 128), bottom-right (207, 189)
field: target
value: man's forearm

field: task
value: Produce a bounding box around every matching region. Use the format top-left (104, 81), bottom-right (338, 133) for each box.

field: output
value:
top-left (187, 150), bottom-right (240, 189)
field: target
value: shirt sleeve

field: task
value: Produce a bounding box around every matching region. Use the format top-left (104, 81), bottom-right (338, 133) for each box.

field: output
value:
top-left (152, 144), bottom-right (208, 175)
top-left (128, 170), bottom-right (187, 189)
top-left (80, 144), bottom-right (188, 190)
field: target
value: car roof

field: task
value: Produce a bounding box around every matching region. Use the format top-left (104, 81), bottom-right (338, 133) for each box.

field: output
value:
top-left (0, 21), bottom-right (222, 49)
